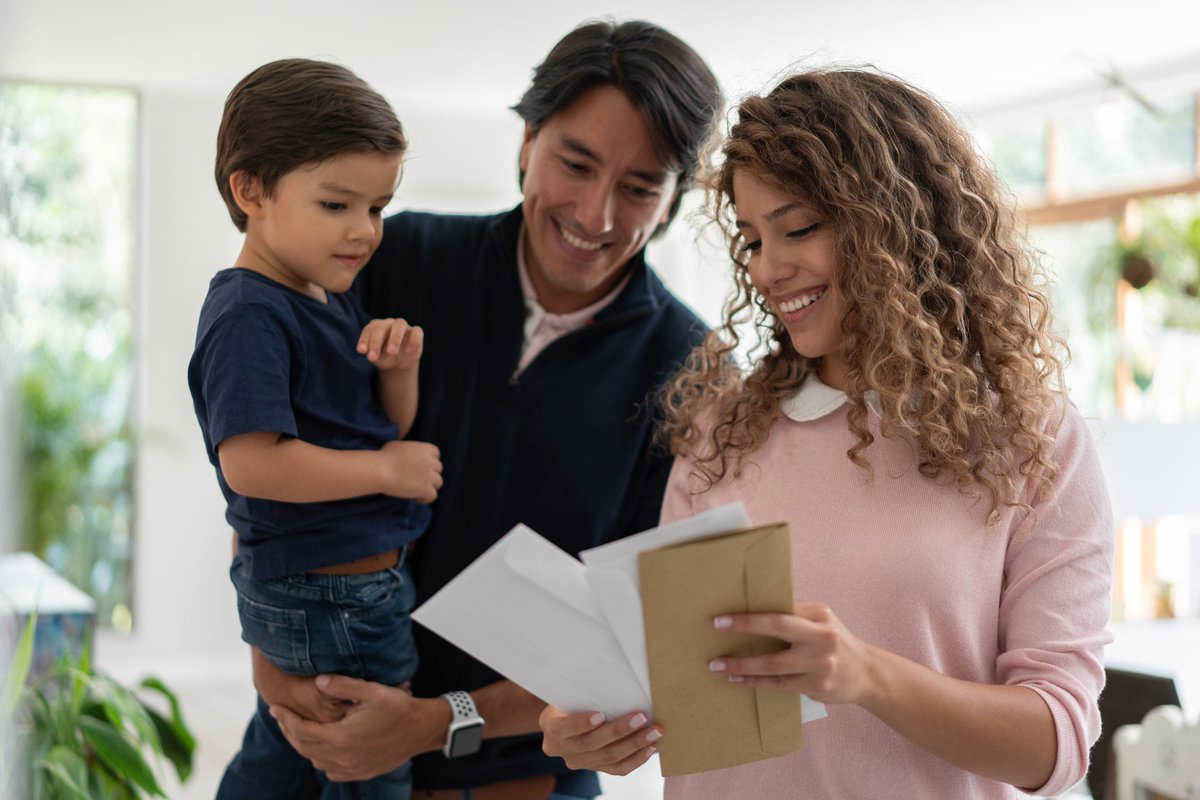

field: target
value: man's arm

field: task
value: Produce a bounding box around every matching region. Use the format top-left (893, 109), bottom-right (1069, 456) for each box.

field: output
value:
top-left (259, 652), bottom-right (546, 782)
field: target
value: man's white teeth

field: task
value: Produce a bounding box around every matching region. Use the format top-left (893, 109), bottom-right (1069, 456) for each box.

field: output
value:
top-left (560, 226), bottom-right (603, 251)
top-left (779, 289), bottom-right (826, 314)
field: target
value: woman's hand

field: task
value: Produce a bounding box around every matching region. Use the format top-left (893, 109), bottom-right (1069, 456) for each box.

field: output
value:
top-left (707, 601), bottom-right (880, 705)
top-left (539, 706), bottom-right (662, 776)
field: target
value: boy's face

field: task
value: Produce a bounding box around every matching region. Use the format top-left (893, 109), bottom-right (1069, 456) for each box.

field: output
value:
top-left (237, 151), bottom-right (402, 300)
top-left (518, 84), bottom-right (680, 314)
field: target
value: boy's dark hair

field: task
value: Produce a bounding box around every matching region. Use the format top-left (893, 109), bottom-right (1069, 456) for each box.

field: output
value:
top-left (215, 58), bottom-right (406, 232)
top-left (512, 19), bottom-right (723, 236)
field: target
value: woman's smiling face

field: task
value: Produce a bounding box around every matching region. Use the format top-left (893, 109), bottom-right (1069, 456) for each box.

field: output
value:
top-left (733, 170), bottom-right (849, 388)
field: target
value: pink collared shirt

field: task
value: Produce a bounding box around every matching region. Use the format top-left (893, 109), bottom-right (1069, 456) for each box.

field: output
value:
top-left (662, 377), bottom-right (1114, 799)
top-left (514, 225), bottom-right (632, 375)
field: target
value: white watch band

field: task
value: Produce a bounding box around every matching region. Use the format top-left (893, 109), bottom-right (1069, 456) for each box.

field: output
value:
top-left (441, 690), bottom-right (484, 758)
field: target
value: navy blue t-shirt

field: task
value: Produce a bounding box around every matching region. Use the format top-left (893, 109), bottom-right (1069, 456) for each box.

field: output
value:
top-left (187, 268), bottom-right (430, 579)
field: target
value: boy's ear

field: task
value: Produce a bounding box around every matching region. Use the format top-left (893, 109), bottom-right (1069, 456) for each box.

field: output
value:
top-left (229, 171), bottom-right (267, 220)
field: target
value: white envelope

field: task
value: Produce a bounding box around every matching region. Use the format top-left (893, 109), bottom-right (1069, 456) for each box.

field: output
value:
top-left (579, 502), bottom-right (752, 696)
top-left (411, 524), bottom-right (651, 717)
top-left (580, 503), bottom-right (828, 724)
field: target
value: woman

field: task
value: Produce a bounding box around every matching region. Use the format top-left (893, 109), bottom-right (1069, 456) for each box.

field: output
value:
top-left (540, 69), bottom-right (1113, 798)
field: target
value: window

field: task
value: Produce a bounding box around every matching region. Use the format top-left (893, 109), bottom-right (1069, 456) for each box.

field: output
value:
top-left (980, 81), bottom-right (1200, 623)
top-left (0, 82), bottom-right (138, 631)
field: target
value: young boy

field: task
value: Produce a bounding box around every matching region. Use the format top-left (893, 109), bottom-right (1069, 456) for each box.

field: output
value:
top-left (188, 58), bottom-right (440, 800)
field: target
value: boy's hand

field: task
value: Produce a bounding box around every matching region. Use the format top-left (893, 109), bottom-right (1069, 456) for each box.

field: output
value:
top-left (358, 318), bottom-right (423, 371)
top-left (378, 440), bottom-right (443, 503)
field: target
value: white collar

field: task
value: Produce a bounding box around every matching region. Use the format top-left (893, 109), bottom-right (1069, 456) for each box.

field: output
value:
top-left (779, 375), bottom-right (884, 422)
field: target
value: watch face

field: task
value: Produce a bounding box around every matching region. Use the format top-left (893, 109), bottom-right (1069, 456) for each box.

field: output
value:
top-left (450, 723), bottom-right (484, 757)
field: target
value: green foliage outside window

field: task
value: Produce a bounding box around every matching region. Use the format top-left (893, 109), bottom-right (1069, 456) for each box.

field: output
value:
top-left (0, 82), bottom-right (138, 631)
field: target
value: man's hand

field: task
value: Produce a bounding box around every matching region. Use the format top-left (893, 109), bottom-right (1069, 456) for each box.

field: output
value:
top-left (539, 705), bottom-right (660, 776)
top-left (252, 647), bottom-right (349, 723)
top-left (269, 675), bottom-right (451, 782)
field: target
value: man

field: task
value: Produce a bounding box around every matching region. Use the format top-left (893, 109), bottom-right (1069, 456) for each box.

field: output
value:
top-left (260, 19), bottom-right (723, 800)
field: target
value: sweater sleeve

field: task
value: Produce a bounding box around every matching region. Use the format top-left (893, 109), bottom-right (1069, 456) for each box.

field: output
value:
top-left (996, 404), bottom-right (1114, 796)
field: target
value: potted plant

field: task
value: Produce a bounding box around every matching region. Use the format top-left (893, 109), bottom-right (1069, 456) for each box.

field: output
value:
top-left (1, 614), bottom-right (195, 799)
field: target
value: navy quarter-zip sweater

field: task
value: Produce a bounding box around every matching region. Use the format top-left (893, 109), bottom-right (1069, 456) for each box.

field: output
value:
top-left (354, 205), bottom-right (707, 793)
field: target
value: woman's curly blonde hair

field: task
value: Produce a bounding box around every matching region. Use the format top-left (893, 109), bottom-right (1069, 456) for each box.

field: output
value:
top-left (660, 69), bottom-right (1068, 525)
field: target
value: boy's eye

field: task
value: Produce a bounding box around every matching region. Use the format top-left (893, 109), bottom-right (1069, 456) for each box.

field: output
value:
top-left (321, 202), bottom-right (346, 211)
top-left (369, 206), bottom-right (385, 216)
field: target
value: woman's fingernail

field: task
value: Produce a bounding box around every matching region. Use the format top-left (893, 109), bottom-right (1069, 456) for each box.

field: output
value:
top-left (646, 745), bottom-right (658, 756)
top-left (713, 616), bottom-right (732, 629)
top-left (709, 659), bottom-right (726, 672)
top-left (589, 712), bottom-right (606, 727)
top-left (629, 713), bottom-right (648, 728)
top-left (729, 675), bottom-right (745, 684)
top-left (645, 728), bottom-right (662, 743)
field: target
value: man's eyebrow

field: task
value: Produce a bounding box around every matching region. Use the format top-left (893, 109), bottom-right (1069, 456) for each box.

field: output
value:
top-left (560, 135), bottom-right (671, 185)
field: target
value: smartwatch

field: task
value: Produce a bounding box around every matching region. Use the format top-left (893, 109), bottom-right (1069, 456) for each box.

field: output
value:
top-left (441, 691), bottom-right (485, 758)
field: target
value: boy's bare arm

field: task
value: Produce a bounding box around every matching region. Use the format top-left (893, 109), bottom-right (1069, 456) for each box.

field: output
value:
top-left (358, 318), bottom-right (423, 438)
top-left (377, 367), bottom-right (418, 439)
top-left (219, 431), bottom-right (442, 504)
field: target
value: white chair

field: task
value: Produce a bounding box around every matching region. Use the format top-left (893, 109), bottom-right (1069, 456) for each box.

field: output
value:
top-left (1112, 704), bottom-right (1200, 800)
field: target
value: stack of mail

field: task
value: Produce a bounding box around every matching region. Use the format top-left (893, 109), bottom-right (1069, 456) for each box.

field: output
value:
top-left (412, 502), bottom-right (826, 775)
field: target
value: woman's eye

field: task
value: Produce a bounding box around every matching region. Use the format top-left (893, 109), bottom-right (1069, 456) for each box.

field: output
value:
top-left (787, 223), bottom-right (820, 239)
top-left (739, 239), bottom-right (762, 255)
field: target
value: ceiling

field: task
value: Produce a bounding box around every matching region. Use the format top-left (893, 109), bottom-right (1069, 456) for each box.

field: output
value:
top-left (3, 0), bottom-right (1200, 118)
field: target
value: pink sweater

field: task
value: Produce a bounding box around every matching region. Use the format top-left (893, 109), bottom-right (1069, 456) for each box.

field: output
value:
top-left (661, 386), bottom-right (1114, 799)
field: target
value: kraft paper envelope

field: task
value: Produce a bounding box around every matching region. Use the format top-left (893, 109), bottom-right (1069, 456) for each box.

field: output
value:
top-left (639, 522), bottom-right (802, 776)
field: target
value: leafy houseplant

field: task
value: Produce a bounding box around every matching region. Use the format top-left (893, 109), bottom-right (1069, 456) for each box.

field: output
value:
top-left (1, 614), bottom-right (195, 799)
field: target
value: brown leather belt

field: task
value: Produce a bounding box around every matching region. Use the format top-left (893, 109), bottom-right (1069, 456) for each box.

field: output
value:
top-left (308, 546), bottom-right (403, 575)
top-left (415, 773), bottom-right (555, 800)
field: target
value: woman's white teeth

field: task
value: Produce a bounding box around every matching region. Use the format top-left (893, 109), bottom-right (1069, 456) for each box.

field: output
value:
top-left (560, 225), bottom-right (603, 251)
top-left (779, 289), bottom-right (826, 314)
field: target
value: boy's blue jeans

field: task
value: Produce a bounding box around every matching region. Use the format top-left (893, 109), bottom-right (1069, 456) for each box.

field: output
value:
top-left (217, 551), bottom-right (418, 800)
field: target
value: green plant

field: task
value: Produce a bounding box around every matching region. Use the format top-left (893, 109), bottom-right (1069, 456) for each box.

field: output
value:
top-left (1087, 201), bottom-right (1200, 334)
top-left (1, 617), bottom-right (195, 799)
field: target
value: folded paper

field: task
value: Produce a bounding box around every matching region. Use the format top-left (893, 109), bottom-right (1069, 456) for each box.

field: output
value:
top-left (411, 505), bottom-right (825, 777)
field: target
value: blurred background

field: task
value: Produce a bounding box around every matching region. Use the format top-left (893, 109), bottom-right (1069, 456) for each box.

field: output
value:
top-left (3, 1), bottom-right (1200, 797)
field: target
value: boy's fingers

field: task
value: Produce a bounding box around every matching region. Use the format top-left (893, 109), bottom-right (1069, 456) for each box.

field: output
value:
top-left (385, 319), bottom-right (408, 354)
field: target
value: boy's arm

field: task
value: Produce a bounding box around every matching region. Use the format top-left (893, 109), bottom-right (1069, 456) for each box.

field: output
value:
top-left (219, 431), bottom-right (442, 504)
top-left (358, 318), bottom-right (423, 438)
top-left (377, 367), bottom-right (418, 439)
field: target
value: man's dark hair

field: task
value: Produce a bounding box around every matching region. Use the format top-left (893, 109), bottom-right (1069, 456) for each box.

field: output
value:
top-left (215, 58), bottom-right (406, 232)
top-left (512, 19), bottom-right (723, 235)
